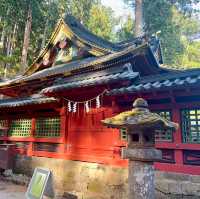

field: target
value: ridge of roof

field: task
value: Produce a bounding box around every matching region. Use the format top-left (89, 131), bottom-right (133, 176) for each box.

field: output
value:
top-left (64, 15), bottom-right (120, 52)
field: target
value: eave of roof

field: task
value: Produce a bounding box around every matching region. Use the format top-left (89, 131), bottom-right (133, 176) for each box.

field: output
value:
top-left (41, 66), bottom-right (139, 94)
top-left (108, 68), bottom-right (200, 95)
top-left (0, 96), bottom-right (58, 108)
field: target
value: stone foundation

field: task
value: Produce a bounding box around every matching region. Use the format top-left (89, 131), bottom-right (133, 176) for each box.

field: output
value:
top-left (14, 155), bottom-right (128, 199)
top-left (14, 155), bottom-right (200, 199)
top-left (155, 171), bottom-right (200, 198)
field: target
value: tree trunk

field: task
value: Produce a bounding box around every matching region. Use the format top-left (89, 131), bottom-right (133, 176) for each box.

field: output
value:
top-left (41, 18), bottom-right (49, 50)
top-left (0, 22), bottom-right (6, 48)
top-left (135, 0), bottom-right (143, 37)
top-left (10, 23), bottom-right (18, 56)
top-left (3, 23), bottom-right (18, 78)
top-left (0, 9), bottom-right (10, 48)
top-left (21, 4), bottom-right (32, 72)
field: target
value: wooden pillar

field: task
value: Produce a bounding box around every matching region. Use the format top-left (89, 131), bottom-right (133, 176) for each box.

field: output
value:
top-left (28, 118), bottom-right (35, 156)
top-left (59, 107), bottom-right (67, 154)
top-left (111, 98), bottom-right (119, 113)
top-left (172, 107), bottom-right (183, 165)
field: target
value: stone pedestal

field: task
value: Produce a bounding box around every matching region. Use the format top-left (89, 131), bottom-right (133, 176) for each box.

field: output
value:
top-left (122, 147), bottom-right (162, 199)
top-left (129, 161), bottom-right (154, 199)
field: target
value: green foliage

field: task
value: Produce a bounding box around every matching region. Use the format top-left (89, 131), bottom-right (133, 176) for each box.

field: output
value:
top-left (1, 0), bottom-right (200, 78)
top-left (123, 0), bottom-right (200, 68)
top-left (143, 1), bottom-right (183, 65)
top-left (0, 0), bottom-right (118, 77)
top-left (87, 4), bottom-right (117, 41)
top-left (143, 0), bottom-right (200, 67)
top-left (176, 37), bottom-right (200, 68)
top-left (0, 0), bottom-right (60, 77)
top-left (117, 15), bottom-right (135, 41)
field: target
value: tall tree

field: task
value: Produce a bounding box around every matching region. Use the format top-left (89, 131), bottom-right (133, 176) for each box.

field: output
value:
top-left (87, 4), bottom-right (117, 41)
top-left (135, 0), bottom-right (143, 37)
top-left (117, 15), bottom-right (135, 40)
top-left (123, 0), bottom-right (200, 66)
top-left (21, 4), bottom-right (32, 71)
top-left (0, 0), bottom-right (119, 77)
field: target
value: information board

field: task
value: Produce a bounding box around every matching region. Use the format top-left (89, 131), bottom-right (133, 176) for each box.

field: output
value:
top-left (26, 168), bottom-right (51, 199)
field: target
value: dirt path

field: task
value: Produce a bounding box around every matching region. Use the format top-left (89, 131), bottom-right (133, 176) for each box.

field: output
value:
top-left (0, 180), bottom-right (26, 199)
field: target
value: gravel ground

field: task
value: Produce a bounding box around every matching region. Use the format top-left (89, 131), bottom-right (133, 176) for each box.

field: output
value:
top-left (0, 180), bottom-right (26, 199)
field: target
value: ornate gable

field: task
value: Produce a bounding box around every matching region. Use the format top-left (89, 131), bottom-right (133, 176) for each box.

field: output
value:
top-left (24, 17), bottom-right (112, 76)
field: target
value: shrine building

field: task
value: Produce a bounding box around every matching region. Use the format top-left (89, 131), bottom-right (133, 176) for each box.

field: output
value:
top-left (0, 15), bottom-right (199, 196)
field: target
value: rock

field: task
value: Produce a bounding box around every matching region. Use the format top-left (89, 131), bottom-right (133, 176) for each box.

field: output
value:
top-left (3, 169), bottom-right (13, 177)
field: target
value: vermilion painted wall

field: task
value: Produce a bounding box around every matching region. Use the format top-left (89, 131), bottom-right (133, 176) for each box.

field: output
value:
top-left (0, 98), bottom-right (200, 175)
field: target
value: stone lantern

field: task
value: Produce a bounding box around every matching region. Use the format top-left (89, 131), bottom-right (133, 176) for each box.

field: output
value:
top-left (102, 98), bottom-right (178, 199)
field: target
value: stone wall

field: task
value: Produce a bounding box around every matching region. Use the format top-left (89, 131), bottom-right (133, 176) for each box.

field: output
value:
top-left (14, 155), bottom-right (128, 199)
top-left (14, 155), bottom-right (200, 199)
top-left (155, 171), bottom-right (200, 199)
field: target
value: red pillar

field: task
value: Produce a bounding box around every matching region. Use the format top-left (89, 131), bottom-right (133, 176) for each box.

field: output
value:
top-left (172, 108), bottom-right (183, 165)
top-left (28, 118), bottom-right (35, 156)
top-left (59, 107), bottom-right (67, 154)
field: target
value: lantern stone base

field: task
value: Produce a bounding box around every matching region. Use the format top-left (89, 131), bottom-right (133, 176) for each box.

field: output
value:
top-left (121, 148), bottom-right (162, 162)
top-left (129, 161), bottom-right (155, 199)
top-left (121, 147), bottom-right (162, 199)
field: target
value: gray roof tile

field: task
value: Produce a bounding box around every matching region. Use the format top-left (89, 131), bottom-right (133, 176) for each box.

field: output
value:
top-left (0, 96), bottom-right (58, 108)
top-left (108, 68), bottom-right (200, 95)
top-left (41, 67), bottom-right (139, 94)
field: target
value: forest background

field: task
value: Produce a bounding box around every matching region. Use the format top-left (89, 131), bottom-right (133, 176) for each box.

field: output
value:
top-left (0, 0), bottom-right (200, 78)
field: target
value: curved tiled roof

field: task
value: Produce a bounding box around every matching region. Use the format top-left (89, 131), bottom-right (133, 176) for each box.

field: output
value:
top-left (41, 64), bottom-right (139, 94)
top-left (64, 15), bottom-right (120, 52)
top-left (0, 96), bottom-right (58, 108)
top-left (0, 44), bottom-right (151, 87)
top-left (64, 15), bottom-right (163, 62)
top-left (108, 68), bottom-right (200, 95)
top-left (22, 15), bottom-right (162, 77)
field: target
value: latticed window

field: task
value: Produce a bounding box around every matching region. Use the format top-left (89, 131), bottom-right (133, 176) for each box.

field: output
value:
top-left (0, 120), bottom-right (9, 136)
top-left (120, 128), bottom-right (128, 141)
top-left (181, 109), bottom-right (200, 143)
top-left (154, 110), bottom-right (173, 142)
top-left (8, 119), bottom-right (31, 137)
top-left (35, 117), bottom-right (60, 137)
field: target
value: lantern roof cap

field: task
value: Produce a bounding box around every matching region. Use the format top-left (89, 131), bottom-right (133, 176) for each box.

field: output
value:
top-left (133, 98), bottom-right (148, 108)
top-left (102, 98), bottom-right (178, 131)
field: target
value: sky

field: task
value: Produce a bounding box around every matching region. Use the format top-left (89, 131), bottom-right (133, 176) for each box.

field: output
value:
top-left (101, 0), bottom-right (133, 18)
top-left (102, 0), bottom-right (200, 19)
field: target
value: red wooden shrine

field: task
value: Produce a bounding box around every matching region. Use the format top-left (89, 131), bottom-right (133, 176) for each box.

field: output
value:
top-left (0, 15), bottom-right (199, 175)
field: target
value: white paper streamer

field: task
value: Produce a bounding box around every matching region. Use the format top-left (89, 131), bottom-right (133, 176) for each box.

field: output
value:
top-left (64, 89), bottom-right (107, 114)
top-left (85, 101), bottom-right (89, 113)
top-left (68, 101), bottom-right (72, 112)
top-left (96, 96), bottom-right (100, 108)
top-left (73, 102), bottom-right (77, 113)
